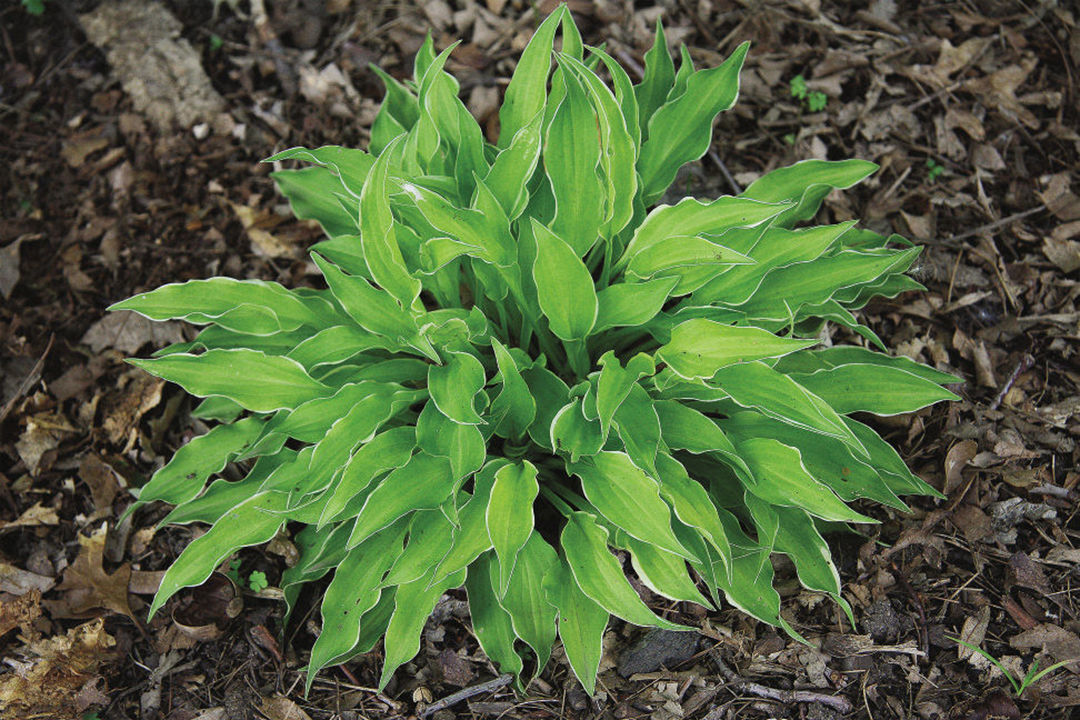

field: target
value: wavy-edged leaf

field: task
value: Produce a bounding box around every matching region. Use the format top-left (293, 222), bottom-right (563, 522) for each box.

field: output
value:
top-left (415, 400), bottom-right (485, 480)
top-left (594, 276), bottom-right (678, 332)
top-left (379, 566), bottom-right (467, 690)
top-left (499, 532), bottom-right (558, 680)
top-left (542, 558), bottom-right (607, 695)
top-left (551, 398), bottom-right (604, 462)
top-left (361, 136), bottom-right (422, 311)
top-left (657, 318), bottom-right (818, 380)
top-left (561, 512), bottom-right (690, 631)
top-left (264, 145), bottom-right (376, 198)
top-left (273, 166), bottom-right (359, 238)
top-left (573, 452), bottom-right (692, 560)
top-left (734, 437), bottom-right (874, 523)
top-left (788, 364), bottom-right (959, 416)
top-left (484, 110), bottom-right (543, 220)
top-left (432, 489), bottom-right (493, 584)
top-left (612, 384), bottom-right (662, 475)
top-left (486, 461), bottom-right (539, 596)
top-left (543, 69), bottom-right (604, 256)
top-left (595, 351), bottom-right (655, 439)
top-left (741, 158), bottom-right (877, 228)
top-left (109, 278), bottom-right (318, 335)
top-left (466, 552), bottom-right (525, 684)
top-left (522, 366), bottom-right (571, 452)
top-left (489, 338), bottom-right (537, 441)
top-left (531, 220), bottom-right (598, 341)
top-left (622, 532), bottom-right (713, 608)
top-left (638, 42), bottom-right (749, 203)
top-left (618, 195), bottom-right (789, 273)
top-left (307, 516), bottom-right (410, 682)
top-left (498, 5), bottom-right (564, 148)
top-left (130, 350), bottom-right (330, 412)
top-left (348, 452), bottom-right (454, 548)
top-left (634, 19), bottom-right (675, 140)
top-left (149, 491), bottom-right (289, 618)
top-left (427, 349), bottom-right (487, 425)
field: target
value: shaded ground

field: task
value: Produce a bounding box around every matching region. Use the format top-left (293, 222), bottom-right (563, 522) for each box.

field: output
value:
top-left (1, 1), bottom-right (1078, 718)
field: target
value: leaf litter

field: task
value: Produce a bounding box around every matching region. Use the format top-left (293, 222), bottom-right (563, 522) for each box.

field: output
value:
top-left (0, 0), bottom-right (1077, 718)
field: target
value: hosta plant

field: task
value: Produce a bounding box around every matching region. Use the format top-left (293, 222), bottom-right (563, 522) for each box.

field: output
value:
top-left (113, 6), bottom-right (959, 695)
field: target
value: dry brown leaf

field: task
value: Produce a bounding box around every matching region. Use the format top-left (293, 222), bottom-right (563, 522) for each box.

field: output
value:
top-left (81, 310), bottom-right (184, 355)
top-left (1039, 173), bottom-right (1080, 222)
top-left (101, 370), bottom-right (164, 446)
top-left (45, 526), bottom-right (134, 622)
top-left (230, 202), bottom-right (299, 259)
top-left (963, 56), bottom-right (1041, 130)
top-left (0, 563), bottom-right (56, 595)
top-left (0, 589), bottom-right (42, 639)
top-left (61, 128), bottom-right (109, 168)
top-left (0, 236), bottom-right (28, 300)
top-left (15, 413), bottom-right (77, 476)
top-left (0, 617), bottom-right (116, 720)
top-left (0, 501), bottom-right (60, 530)
top-left (261, 695), bottom-right (314, 720)
top-left (943, 439), bottom-right (978, 494)
top-left (80, 454), bottom-right (121, 517)
top-left (1010, 624), bottom-right (1080, 674)
top-left (958, 605), bottom-right (991, 668)
top-left (945, 107), bottom-right (985, 141)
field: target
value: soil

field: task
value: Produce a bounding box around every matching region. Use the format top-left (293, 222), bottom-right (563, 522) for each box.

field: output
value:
top-left (1, 1), bottom-right (1078, 719)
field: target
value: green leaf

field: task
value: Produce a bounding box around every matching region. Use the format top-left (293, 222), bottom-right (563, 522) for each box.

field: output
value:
top-left (498, 5), bottom-right (564, 148)
top-left (149, 491), bottom-right (289, 619)
top-left (522, 366), bottom-right (571, 451)
top-left (735, 437), bottom-right (874, 523)
top-left (530, 220), bottom-right (598, 341)
top-left (484, 111), bottom-right (543, 220)
top-left (656, 318), bottom-right (818, 380)
top-left (129, 417), bottom-right (264, 514)
top-left (415, 400), bottom-right (485, 480)
top-left (273, 167), bottom-right (359, 238)
top-left (427, 349), bottom-right (487, 425)
top-left (560, 512), bottom-right (690, 631)
top-left (551, 398), bottom-right (604, 462)
top-left (573, 452), bottom-right (692, 560)
top-left (499, 532), bottom-right (558, 680)
top-left (348, 452), bottom-right (455, 548)
top-left (307, 516), bottom-right (410, 681)
top-left (380, 567), bottom-right (467, 690)
top-left (742, 159), bottom-right (877, 227)
top-left (721, 411), bottom-right (907, 510)
top-left (264, 145), bottom-right (376, 198)
top-left (109, 278), bottom-right (319, 335)
top-left (638, 42), bottom-right (749, 203)
top-left (432, 489), bottom-right (494, 583)
top-left (773, 345), bottom-right (963, 386)
top-left (711, 361), bottom-right (862, 450)
top-left (130, 350), bottom-right (330, 412)
top-left (626, 235), bottom-right (754, 281)
top-left (612, 384), bottom-right (662, 475)
top-left (623, 532), bottom-right (712, 608)
top-left (653, 452), bottom-right (732, 573)
top-left (787, 364), bottom-right (959, 416)
top-left (489, 338), bottom-right (537, 440)
top-left (544, 69), bottom-right (604, 256)
top-left (618, 195), bottom-right (789, 274)
top-left (842, 417), bottom-right (944, 498)
top-left (466, 553), bottom-right (525, 683)
top-left (595, 351), bottom-right (655, 439)
top-left (384, 509), bottom-right (453, 586)
top-left (360, 135), bottom-right (422, 311)
top-left (542, 559), bottom-right (608, 695)
top-left (594, 276), bottom-right (678, 332)
top-left (486, 460), bottom-right (539, 596)
top-left (286, 325), bottom-right (392, 370)
top-left (634, 19), bottom-right (675, 140)
top-left (653, 399), bottom-right (752, 483)
top-left (312, 253), bottom-right (436, 360)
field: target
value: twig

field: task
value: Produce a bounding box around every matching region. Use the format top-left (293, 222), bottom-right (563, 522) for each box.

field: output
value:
top-left (891, 561), bottom-right (929, 659)
top-left (1032, 484), bottom-right (1077, 501)
top-left (0, 334), bottom-right (53, 425)
top-left (709, 150), bottom-right (742, 195)
top-left (949, 206), bottom-right (1046, 243)
top-left (707, 649), bottom-right (853, 714)
top-left (419, 674), bottom-right (513, 718)
top-left (989, 353), bottom-right (1034, 411)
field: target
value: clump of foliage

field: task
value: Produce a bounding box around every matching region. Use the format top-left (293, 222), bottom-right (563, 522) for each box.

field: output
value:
top-left (112, 6), bottom-right (959, 694)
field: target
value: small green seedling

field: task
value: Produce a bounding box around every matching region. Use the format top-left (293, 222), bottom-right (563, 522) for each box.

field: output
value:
top-left (209, 34), bottom-right (224, 53)
top-left (790, 74), bottom-right (827, 112)
top-left (21, 0), bottom-right (46, 14)
top-left (927, 158), bottom-right (945, 182)
top-left (248, 570), bottom-right (269, 592)
top-left (950, 636), bottom-right (1075, 698)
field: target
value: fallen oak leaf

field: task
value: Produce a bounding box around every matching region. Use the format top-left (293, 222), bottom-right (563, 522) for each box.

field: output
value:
top-left (44, 525), bottom-right (135, 622)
